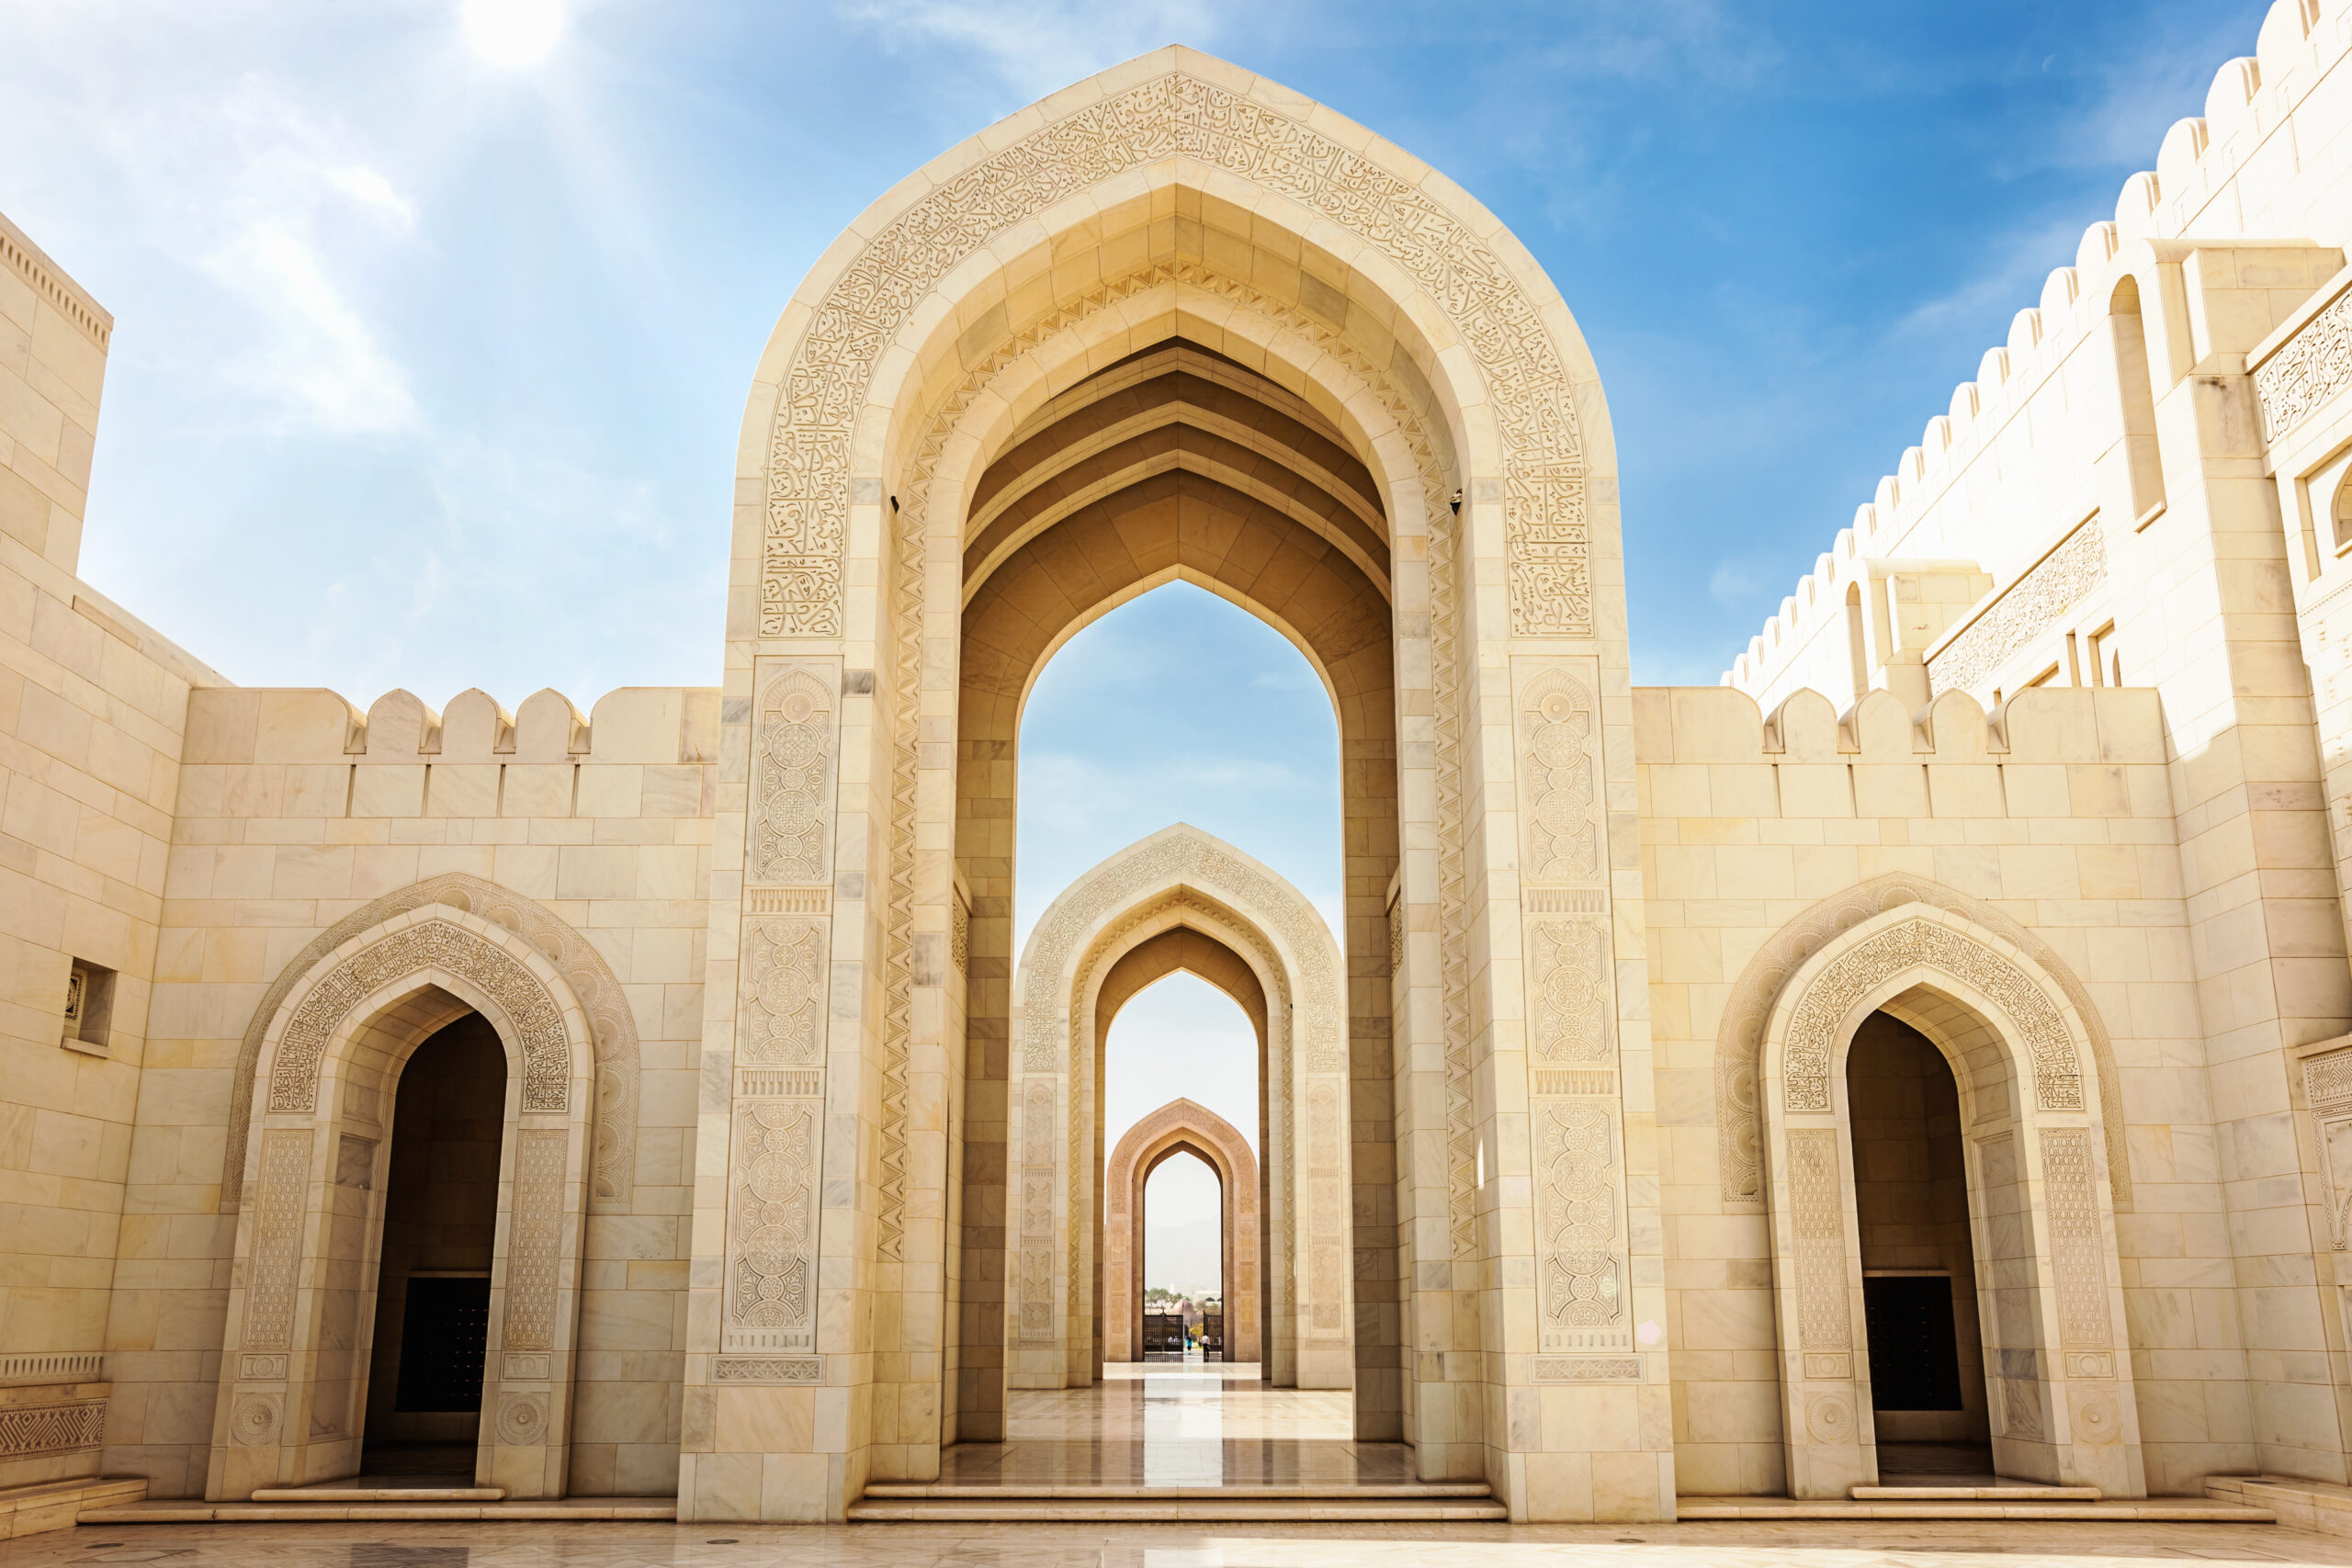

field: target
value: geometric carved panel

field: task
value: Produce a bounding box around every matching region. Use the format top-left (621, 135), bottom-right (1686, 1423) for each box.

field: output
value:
top-left (748, 663), bottom-right (836, 886)
top-left (1788, 1127), bottom-right (1852, 1353)
top-left (501, 1128), bottom-right (569, 1354)
top-left (242, 1128), bottom-right (314, 1353)
top-left (724, 1099), bottom-right (820, 1351)
top-left (1533, 1100), bottom-right (1625, 1346)
top-left (2039, 1127), bottom-right (2111, 1350)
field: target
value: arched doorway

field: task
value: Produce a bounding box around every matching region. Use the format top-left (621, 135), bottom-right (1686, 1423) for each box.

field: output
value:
top-left (694, 45), bottom-right (1657, 1521)
top-left (208, 904), bottom-right (597, 1501)
top-left (1003, 824), bottom-right (1351, 1398)
top-left (1106, 1099), bottom-right (1261, 1367)
top-left (360, 1013), bottom-right (507, 1474)
top-left (1758, 907), bottom-right (2143, 1499)
top-left (1845, 1011), bottom-right (1991, 1473)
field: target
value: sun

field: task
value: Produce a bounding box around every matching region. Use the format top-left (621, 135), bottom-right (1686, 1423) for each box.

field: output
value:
top-left (460, 0), bottom-right (565, 67)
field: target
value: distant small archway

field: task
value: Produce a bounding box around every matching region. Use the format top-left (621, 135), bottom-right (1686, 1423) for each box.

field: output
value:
top-left (1106, 1099), bottom-right (1260, 1363)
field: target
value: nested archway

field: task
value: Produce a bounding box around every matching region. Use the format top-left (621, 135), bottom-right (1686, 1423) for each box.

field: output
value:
top-left (1107, 1099), bottom-right (1261, 1365)
top-left (1007, 824), bottom-right (1352, 1401)
top-left (1759, 906), bottom-right (2143, 1502)
top-left (209, 904), bottom-right (596, 1502)
top-left (705, 44), bottom-right (1647, 1518)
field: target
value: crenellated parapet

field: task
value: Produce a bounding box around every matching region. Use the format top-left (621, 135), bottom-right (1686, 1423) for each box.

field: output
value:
top-left (1726, 0), bottom-right (2352, 708)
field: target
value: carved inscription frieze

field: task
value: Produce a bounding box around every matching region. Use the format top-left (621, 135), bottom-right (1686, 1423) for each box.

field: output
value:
top-left (1928, 521), bottom-right (2107, 697)
top-left (761, 71), bottom-right (1587, 639)
top-left (270, 919), bottom-right (571, 1115)
top-left (1783, 919), bottom-right (2080, 1113)
top-left (2254, 283), bottom-right (2352, 442)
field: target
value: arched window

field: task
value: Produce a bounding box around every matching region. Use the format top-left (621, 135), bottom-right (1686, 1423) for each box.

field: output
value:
top-left (1845, 581), bottom-right (1870, 705)
top-left (2109, 277), bottom-right (2166, 525)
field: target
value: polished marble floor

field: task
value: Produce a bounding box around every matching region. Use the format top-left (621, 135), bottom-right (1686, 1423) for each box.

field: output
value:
top-left (25, 1517), bottom-right (2352, 1565)
top-left (933, 1360), bottom-right (1417, 1488)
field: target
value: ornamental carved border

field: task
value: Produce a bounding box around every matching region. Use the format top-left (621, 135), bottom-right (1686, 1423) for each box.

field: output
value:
top-left (1781, 918), bottom-right (2080, 1114)
top-left (2254, 281), bottom-right (2352, 443)
top-left (1927, 520), bottom-right (2106, 696)
top-left (1713, 875), bottom-right (2128, 1212)
top-left (267, 918), bottom-right (572, 1116)
top-left (225, 874), bottom-right (639, 1215)
top-left (763, 70), bottom-right (1587, 639)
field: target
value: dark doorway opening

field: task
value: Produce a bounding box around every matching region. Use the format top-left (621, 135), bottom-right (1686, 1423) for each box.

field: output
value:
top-left (1847, 1010), bottom-right (1993, 1478)
top-left (362, 1012), bottom-right (505, 1479)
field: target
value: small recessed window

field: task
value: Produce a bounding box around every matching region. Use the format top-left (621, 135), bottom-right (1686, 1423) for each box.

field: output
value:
top-left (62, 960), bottom-right (115, 1056)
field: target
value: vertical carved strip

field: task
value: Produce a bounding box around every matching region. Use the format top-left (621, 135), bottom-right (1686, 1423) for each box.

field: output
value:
top-left (2039, 1128), bottom-right (2110, 1348)
top-left (1788, 1128), bottom-right (1851, 1352)
top-left (1519, 673), bottom-right (1600, 883)
top-left (1528, 919), bottom-right (1612, 1063)
top-left (1534, 1101), bottom-right (1626, 1348)
top-left (724, 1100), bottom-right (820, 1353)
top-left (1308, 1083), bottom-right (1344, 1334)
top-left (740, 919), bottom-right (829, 1065)
top-left (748, 664), bottom-right (838, 886)
top-left (501, 1128), bottom-right (568, 1351)
top-left (1018, 1081), bottom-right (1056, 1341)
top-left (243, 1129), bottom-right (313, 1350)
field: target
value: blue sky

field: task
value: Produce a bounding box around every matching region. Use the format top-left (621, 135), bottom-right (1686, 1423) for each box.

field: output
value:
top-left (0, 0), bottom-right (2274, 1227)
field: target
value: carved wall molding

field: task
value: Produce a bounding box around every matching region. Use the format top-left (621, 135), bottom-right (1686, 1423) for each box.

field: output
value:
top-left (761, 70), bottom-right (1587, 639)
top-left (225, 874), bottom-right (639, 1214)
top-left (1781, 917), bottom-right (2081, 1113)
top-left (1928, 520), bottom-right (2107, 696)
top-left (2254, 278), bottom-right (2352, 442)
top-left (1713, 874), bottom-right (2129, 1212)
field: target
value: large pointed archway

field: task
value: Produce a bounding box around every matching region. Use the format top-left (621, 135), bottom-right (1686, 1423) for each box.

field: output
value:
top-left (688, 47), bottom-right (1655, 1523)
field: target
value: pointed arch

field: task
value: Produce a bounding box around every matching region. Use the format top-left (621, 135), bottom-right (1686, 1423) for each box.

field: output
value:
top-left (222, 873), bottom-right (640, 1216)
top-left (1758, 904), bottom-right (2143, 1502)
top-left (1713, 873), bottom-right (2130, 1212)
top-left (209, 904), bottom-right (597, 1502)
top-left (1106, 1099), bottom-right (1261, 1364)
top-left (1004, 824), bottom-right (1351, 1398)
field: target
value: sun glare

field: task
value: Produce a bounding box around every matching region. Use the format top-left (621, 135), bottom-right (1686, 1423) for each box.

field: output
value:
top-left (461, 0), bottom-right (564, 67)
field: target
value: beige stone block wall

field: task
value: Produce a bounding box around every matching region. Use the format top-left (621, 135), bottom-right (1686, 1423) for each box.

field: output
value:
top-left (0, 210), bottom-right (236, 1490)
top-left (103, 683), bottom-right (714, 1496)
top-left (1638, 682), bottom-right (2257, 1497)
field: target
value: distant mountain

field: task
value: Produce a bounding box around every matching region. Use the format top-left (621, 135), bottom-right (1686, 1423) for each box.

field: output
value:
top-left (1144, 1218), bottom-right (1221, 1299)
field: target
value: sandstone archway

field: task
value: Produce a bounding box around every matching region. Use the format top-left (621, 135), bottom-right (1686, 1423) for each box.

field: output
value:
top-left (690, 45), bottom-right (1657, 1522)
top-left (1757, 905), bottom-right (2143, 1501)
top-left (209, 905), bottom-right (596, 1502)
top-left (1106, 1099), bottom-right (1261, 1365)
